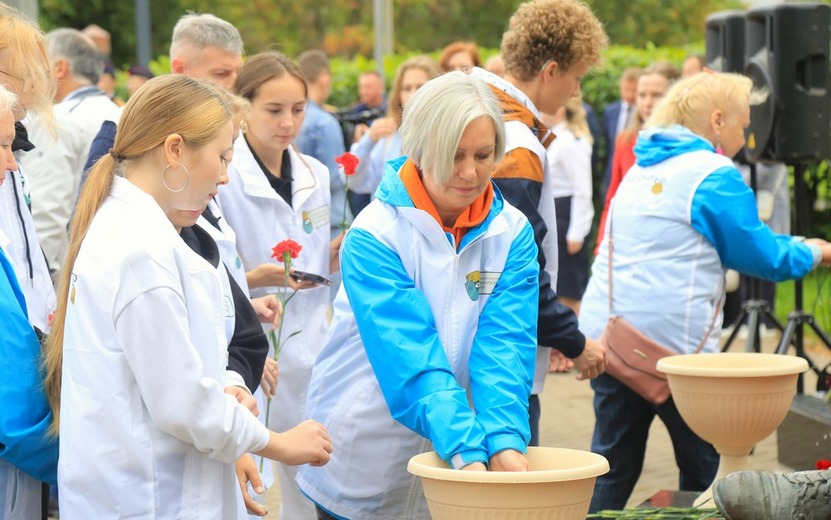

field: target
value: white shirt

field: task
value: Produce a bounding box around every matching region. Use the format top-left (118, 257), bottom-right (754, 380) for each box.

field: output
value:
top-left (548, 121), bottom-right (594, 243)
top-left (616, 101), bottom-right (632, 137)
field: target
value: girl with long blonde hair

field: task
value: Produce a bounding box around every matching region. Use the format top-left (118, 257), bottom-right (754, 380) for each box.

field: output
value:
top-left (44, 74), bottom-right (331, 518)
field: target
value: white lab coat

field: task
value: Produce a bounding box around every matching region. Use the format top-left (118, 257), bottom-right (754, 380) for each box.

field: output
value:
top-left (25, 87), bottom-right (121, 269)
top-left (198, 200), bottom-right (249, 295)
top-left (197, 200), bottom-right (251, 391)
top-left (58, 176), bottom-right (269, 519)
top-left (0, 166), bottom-right (56, 332)
top-left (217, 138), bottom-right (330, 519)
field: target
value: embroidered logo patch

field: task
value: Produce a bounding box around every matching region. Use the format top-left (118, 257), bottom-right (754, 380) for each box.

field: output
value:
top-left (302, 205), bottom-right (329, 234)
top-left (464, 270), bottom-right (501, 301)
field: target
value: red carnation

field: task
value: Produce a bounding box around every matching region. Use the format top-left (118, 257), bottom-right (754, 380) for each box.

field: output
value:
top-left (335, 152), bottom-right (360, 176)
top-left (817, 459), bottom-right (831, 470)
top-left (272, 239), bottom-right (302, 265)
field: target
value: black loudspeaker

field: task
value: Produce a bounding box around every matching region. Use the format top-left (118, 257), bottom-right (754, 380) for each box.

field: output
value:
top-left (705, 10), bottom-right (746, 74)
top-left (744, 3), bottom-right (831, 163)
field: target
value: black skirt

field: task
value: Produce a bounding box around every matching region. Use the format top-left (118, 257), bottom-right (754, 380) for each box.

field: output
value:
top-left (554, 196), bottom-right (590, 300)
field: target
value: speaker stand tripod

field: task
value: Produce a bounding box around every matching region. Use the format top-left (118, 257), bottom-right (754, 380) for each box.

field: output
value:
top-left (722, 164), bottom-right (785, 354)
top-left (721, 281), bottom-right (785, 354)
top-left (773, 164), bottom-right (831, 394)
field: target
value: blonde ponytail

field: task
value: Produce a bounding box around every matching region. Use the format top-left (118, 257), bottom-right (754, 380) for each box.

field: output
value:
top-left (43, 155), bottom-right (117, 435)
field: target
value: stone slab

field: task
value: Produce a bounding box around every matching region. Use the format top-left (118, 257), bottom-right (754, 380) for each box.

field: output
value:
top-left (777, 393), bottom-right (831, 470)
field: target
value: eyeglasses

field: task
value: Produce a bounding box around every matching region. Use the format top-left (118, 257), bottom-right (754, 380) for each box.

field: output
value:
top-left (0, 69), bottom-right (23, 82)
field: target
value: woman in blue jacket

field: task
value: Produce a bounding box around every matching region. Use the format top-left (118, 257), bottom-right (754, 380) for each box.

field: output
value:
top-left (0, 6), bottom-right (59, 516)
top-left (580, 71), bottom-right (831, 513)
top-left (298, 71), bottom-right (540, 519)
top-left (0, 84), bottom-right (58, 520)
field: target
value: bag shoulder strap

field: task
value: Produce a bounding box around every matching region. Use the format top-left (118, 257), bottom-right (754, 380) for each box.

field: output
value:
top-left (607, 199), bottom-right (721, 354)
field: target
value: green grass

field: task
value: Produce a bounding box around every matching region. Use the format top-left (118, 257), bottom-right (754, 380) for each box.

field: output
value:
top-left (774, 269), bottom-right (831, 333)
top-left (771, 269), bottom-right (831, 363)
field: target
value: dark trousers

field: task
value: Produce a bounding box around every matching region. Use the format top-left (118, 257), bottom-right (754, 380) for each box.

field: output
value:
top-left (529, 393), bottom-right (541, 447)
top-left (588, 373), bottom-right (719, 512)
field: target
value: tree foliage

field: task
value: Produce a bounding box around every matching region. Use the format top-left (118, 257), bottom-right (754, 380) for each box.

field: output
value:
top-left (38, 0), bottom-right (181, 68)
top-left (589, 0), bottom-right (743, 49)
top-left (39, 0), bottom-right (746, 67)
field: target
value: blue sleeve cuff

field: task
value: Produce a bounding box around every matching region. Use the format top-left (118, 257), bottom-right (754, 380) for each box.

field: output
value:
top-left (806, 242), bottom-right (823, 269)
top-left (486, 433), bottom-right (528, 459)
top-left (450, 449), bottom-right (489, 470)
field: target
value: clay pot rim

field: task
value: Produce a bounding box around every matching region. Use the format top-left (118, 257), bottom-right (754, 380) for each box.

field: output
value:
top-left (407, 447), bottom-right (610, 483)
top-left (657, 352), bottom-right (808, 377)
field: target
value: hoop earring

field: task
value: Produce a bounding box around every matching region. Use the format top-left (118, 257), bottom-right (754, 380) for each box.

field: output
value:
top-left (162, 163), bottom-right (190, 193)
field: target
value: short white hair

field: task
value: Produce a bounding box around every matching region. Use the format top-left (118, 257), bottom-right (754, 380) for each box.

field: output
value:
top-left (0, 84), bottom-right (18, 115)
top-left (399, 71), bottom-right (505, 184)
top-left (169, 13), bottom-right (243, 58)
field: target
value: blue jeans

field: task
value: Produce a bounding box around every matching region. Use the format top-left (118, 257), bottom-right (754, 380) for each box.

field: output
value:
top-left (588, 373), bottom-right (719, 513)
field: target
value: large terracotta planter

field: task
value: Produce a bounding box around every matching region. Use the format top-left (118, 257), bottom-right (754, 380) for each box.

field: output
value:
top-left (407, 446), bottom-right (609, 519)
top-left (657, 352), bottom-right (808, 506)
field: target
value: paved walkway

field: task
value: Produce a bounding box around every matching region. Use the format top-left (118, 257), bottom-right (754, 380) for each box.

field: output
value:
top-left (262, 332), bottom-right (830, 518)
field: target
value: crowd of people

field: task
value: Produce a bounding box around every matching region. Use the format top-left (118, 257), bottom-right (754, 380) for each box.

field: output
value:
top-left (2, 0), bottom-right (831, 519)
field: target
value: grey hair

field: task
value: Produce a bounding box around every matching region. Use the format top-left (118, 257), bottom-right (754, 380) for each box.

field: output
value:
top-left (46, 28), bottom-right (103, 85)
top-left (0, 84), bottom-right (18, 115)
top-left (399, 71), bottom-right (505, 184)
top-left (170, 13), bottom-right (243, 57)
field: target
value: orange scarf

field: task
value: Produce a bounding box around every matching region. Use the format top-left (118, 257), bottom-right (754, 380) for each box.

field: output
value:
top-left (400, 159), bottom-right (493, 249)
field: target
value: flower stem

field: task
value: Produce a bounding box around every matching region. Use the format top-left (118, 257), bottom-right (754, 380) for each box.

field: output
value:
top-left (341, 184), bottom-right (349, 230)
top-left (260, 253), bottom-right (299, 473)
top-left (259, 396), bottom-right (272, 472)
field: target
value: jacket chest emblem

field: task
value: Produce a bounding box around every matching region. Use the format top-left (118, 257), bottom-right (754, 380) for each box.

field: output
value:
top-left (301, 204), bottom-right (329, 234)
top-left (464, 270), bottom-right (501, 301)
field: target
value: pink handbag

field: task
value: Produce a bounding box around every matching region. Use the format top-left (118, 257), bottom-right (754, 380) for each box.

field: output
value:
top-left (599, 202), bottom-right (719, 405)
top-left (600, 315), bottom-right (677, 405)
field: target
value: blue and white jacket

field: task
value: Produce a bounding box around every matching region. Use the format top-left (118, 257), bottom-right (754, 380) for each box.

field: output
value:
top-left (0, 246), bottom-right (57, 519)
top-left (581, 125), bottom-right (820, 353)
top-left (297, 157), bottom-right (539, 520)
